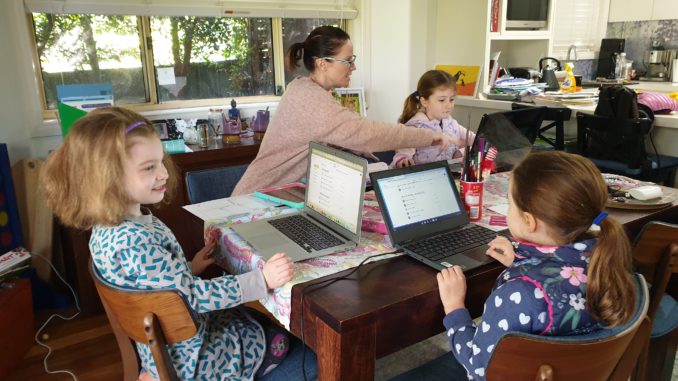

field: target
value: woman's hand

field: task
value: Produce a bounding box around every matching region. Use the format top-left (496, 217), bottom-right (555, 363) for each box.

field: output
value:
top-left (486, 236), bottom-right (516, 267)
top-left (395, 158), bottom-right (415, 168)
top-left (432, 132), bottom-right (465, 153)
top-left (437, 265), bottom-right (467, 314)
top-left (191, 237), bottom-right (217, 276)
top-left (262, 253), bottom-right (295, 289)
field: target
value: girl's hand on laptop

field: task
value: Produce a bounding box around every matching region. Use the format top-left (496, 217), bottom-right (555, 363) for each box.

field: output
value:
top-left (437, 266), bottom-right (466, 314)
top-left (395, 157), bottom-right (415, 168)
top-left (263, 253), bottom-right (295, 289)
top-left (432, 133), bottom-right (464, 153)
top-left (486, 236), bottom-right (516, 267)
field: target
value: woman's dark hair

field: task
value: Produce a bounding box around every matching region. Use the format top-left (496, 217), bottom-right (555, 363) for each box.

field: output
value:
top-left (286, 25), bottom-right (351, 73)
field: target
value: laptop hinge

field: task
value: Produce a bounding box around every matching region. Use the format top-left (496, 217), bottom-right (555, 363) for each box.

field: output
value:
top-left (308, 214), bottom-right (352, 242)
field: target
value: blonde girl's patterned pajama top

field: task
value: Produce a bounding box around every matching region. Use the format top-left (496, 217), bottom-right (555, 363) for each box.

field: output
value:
top-left (90, 211), bottom-right (268, 380)
top-left (443, 238), bottom-right (602, 381)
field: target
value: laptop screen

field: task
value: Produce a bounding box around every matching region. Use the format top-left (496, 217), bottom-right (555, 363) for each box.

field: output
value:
top-left (377, 166), bottom-right (462, 233)
top-left (306, 146), bottom-right (365, 235)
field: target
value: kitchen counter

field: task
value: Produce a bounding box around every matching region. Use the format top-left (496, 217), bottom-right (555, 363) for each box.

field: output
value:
top-left (456, 95), bottom-right (678, 129)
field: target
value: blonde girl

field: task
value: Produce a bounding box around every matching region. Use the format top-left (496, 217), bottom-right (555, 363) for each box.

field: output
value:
top-left (41, 107), bottom-right (314, 381)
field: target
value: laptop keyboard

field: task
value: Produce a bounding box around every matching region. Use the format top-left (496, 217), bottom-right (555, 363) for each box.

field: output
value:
top-left (269, 215), bottom-right (344, 252)
top-left (404, 225), bottom-right (497, 262)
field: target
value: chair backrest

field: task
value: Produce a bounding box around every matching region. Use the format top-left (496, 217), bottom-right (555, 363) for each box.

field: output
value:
top-left (184, 164), bottom-right (248, 204)
top-left (490, 106), bottom-right (548, 144)
top-left (630, 221), bottom-right (678, 381)
top-left (512, 103), bottom-right (571, 150)
top-left (90, 261), bottom-right (199, 381)
top-left (632, 221), bottom-right (678, 322)
top-left (486, 273), bottom-right (650, 381)
top-left (576, 112), bottom-right (653, 169)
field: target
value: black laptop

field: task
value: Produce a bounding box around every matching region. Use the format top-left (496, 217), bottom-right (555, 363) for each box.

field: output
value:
top-left (370, 161), bottom-right (499, 271)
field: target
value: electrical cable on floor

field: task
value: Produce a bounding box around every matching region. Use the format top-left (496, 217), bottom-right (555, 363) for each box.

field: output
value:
top-left (31, 252), bottom-right (81, 381)
top-left (299, 250), bottom-right (402, 381)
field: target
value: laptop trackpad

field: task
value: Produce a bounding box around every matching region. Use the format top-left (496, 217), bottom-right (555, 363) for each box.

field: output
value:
top-left (442, 249), bottom-right (491, 270)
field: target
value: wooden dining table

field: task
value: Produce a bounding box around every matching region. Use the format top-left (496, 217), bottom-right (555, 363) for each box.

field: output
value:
top-left (186, 178), bottom-right (678, 381)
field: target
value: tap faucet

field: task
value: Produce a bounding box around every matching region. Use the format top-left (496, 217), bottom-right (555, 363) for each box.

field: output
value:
top-left (567, 45), bottom-right (578, 61)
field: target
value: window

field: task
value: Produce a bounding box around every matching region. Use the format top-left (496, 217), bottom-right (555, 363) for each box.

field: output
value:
top-left (25, 1), bottom-right (356, 117)
top-left (551, 0), bottom-right (610, 60)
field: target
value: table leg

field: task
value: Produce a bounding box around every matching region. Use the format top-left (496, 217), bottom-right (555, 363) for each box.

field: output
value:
top-left (316, 318), bottom-right (376, 381)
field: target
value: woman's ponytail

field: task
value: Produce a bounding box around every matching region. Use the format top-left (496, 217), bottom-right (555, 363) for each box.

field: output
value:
top-left (286, 42), bottom-right (305, 73)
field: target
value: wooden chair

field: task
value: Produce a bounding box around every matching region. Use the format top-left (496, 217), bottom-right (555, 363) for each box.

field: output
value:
top-left (511, 103), bottom-right (571, 151)
top-left (485, 273), bottom-right (651, 381)
top-left (631, 221), bottom-right (678, 381)
top-left (89, 260), bottom-right (199, 381)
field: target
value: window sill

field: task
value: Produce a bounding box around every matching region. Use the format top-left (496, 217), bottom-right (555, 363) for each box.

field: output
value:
top-left (32, 97), bottom-right (281, 138)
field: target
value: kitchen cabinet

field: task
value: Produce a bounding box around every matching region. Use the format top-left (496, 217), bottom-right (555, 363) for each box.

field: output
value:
top-left (651, 0), bottom-right (678, 20)
top-left (609, 0), bottom-right (678, 21)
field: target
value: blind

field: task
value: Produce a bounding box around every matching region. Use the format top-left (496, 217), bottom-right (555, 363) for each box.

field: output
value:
top-left (551, 0), bottom-right (607, 60)
top-left (24, 0), bottom-right (358, 19)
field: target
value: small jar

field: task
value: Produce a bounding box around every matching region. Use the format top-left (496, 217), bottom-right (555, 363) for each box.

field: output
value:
top-left (197, 121), bottom-right (210, 148)
top-left (208, 108), bottom-right (224, 136)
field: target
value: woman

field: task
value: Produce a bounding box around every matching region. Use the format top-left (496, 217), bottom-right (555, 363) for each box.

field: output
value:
top-left (233, 26), bottom-right (462, 195)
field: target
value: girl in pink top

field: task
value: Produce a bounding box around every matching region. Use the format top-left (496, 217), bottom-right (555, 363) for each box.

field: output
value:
top-left (392, 70), bottom-right (475, 168)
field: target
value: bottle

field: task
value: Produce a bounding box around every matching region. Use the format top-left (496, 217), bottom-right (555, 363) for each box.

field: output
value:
top-left (614, 52), bottom-right (626, 80)
top-left (197, 120), bottom-right (210, 148)
top-left (560, 62), bottom-right (576, 92)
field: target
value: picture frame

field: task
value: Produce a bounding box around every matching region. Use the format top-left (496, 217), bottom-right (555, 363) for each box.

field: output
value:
top-left (334, 87), bottom-right (366, 116)
top-left (435, 64), bottom-right (483, 98)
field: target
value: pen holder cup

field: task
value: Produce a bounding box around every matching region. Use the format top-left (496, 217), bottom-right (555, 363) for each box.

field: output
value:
top-left (460, 180), bottom-right (485, 222)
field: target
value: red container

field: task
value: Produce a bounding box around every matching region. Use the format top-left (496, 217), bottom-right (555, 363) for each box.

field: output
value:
top-left (460, 180), bottom-right (484, 221)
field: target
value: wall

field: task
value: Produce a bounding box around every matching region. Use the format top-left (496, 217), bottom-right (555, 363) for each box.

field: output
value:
top-left (607, 19), bottom-right (678, 77)
top-left (357, 0), bottom-right (436, 123)
top-left (0, 0), bottom-right (55, 165)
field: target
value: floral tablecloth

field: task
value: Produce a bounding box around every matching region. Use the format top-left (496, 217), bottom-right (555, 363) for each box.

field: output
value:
top-left (204, 172), bottom-right (511, 329)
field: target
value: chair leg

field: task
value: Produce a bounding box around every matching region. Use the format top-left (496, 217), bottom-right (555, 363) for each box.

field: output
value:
top-left (644, 327), bottom-right (678, 381)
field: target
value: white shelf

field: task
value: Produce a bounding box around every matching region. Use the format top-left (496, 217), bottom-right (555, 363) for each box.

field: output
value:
top-left (490, 33), bottom-right (550, 41)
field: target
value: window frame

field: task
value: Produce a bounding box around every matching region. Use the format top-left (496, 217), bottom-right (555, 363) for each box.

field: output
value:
top-left (550, 0), bottom-right (610, 61)
top-left (28, 12), bottom-right (347, 120)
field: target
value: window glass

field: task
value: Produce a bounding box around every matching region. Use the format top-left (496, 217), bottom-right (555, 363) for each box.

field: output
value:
top-left (32, 13), bottom-right (146, 109)
top-left (282, 19), bottom-right (342, 84)
top-left (150, 16), bottom-right (274, 101)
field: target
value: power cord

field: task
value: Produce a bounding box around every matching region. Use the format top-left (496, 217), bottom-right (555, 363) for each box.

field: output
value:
top-left (299, 250), bottom-right (402, 381)
top-left (31, 252), bottom-right (81, 381)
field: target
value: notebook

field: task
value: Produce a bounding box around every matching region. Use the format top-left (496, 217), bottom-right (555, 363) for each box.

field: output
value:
top-left (232, 142), bottom-right (368, 262)
top-left (370, 161), bottom-right (499, 271)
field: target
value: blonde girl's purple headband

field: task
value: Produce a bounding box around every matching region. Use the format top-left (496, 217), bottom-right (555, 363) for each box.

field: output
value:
top-left (126, 121), bottom-right (146, 133)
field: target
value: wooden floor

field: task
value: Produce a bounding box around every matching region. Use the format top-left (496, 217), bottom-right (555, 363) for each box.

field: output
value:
top-left (5, 311), bottom-right (123, 381)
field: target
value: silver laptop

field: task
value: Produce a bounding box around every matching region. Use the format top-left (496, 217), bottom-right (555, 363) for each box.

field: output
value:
top-left (370, 161), bottom-right (499, 271)
top-left (233, 142), bottom-right (368, 262)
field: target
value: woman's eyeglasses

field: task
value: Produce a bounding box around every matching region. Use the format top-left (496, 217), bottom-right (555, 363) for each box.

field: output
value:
top-left (319, 55), bottom-right (357, 67)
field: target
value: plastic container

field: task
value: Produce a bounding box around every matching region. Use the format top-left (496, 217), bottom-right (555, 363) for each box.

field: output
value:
top-left (560, 62), bottom-right (577, 92)
top-left (614, 52), bottom-right (627, 80)
top-left (208, 108), bottom-right (224, 136)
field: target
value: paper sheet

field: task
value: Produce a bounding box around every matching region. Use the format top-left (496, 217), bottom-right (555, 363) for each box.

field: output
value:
top-left (182, 195), bottom-right (276, 221)
top-left (488, 203), bottom-right (509, 216)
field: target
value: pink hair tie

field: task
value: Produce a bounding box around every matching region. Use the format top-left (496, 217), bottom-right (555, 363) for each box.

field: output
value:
top-left (126, 121), bottom-right (146, 133)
